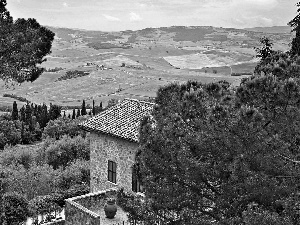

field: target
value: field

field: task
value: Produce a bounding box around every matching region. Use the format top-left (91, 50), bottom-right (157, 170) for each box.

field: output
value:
top-left (0, 25), bottom-right (293, 111)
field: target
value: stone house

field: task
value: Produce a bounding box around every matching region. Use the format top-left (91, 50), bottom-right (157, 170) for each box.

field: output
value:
top-left (79, 98), bottom-right (154, 193)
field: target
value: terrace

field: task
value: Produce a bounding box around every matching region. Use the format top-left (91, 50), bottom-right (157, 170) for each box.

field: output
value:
top-left (64, 188), bottom-right (129, 225)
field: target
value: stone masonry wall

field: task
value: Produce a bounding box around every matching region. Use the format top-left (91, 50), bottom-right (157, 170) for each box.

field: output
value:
top-left (90, 132), bottom-right (139, 193)
top-left (64, 200), bottom-right (100, 225)
top-left (43, 220), bottom-right (65, 225)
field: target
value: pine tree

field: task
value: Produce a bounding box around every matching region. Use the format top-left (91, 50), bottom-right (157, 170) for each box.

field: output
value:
top-left (72, 109), bottom-right (76, 120)
top-left (81, 100), bottom-right (87, 116)
top-left (68, 114), bottom-right (71, 119)
top-left (63, 111), bottom-right (66, 118)
top-left (288, 2), bottom-right (300, 56)
top-left (254, 37), bottom-right (274, 60)
top-left (0, 0), bottom-right (54, 83)
top-left (11, 101), bottom-right (18, 120)
top-left (88, 110), bottom-right (92, 115)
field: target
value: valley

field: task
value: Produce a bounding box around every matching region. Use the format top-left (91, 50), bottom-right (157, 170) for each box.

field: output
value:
top-left (0, 25), bottom-right (293, 110)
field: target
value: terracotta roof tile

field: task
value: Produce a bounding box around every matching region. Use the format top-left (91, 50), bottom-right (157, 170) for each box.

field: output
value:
top-left (79, 98), bottom-right (154, 142)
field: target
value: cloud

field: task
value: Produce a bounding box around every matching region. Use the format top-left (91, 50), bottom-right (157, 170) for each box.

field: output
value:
top-left (230, 16), bottom-right (274, 27)
top-left (242, 0), bottom-right (278, 6)
top-left (63, 2), bottom-right (68, 7)
top-left (103, 14), bottom-right (120, 21)
top-left (129, 12), bottom-right (142, 22)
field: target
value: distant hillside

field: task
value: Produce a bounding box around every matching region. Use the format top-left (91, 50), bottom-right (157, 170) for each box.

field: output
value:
top-left (0, 25), bottom-right (294, 110)
top-left (245, 26), bottom-right (292, 34)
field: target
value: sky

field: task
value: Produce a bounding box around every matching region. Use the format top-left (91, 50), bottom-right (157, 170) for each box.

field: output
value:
top-left (6, 0), bottom-right (299, 31)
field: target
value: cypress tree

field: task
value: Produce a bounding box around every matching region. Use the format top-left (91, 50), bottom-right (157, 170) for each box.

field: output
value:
top-left (49, 104), bottom-right (62, 120)
top-left (20, 106), bottom-right (26, 122)
top-left (88, 110), bottom-right (92, 115)
top-left (36, 105), bottom-right (42, 126)
top-left (63, 111), bottom-right (66, 118)
top-left (11, 101), bottom-right (18, 120)
top-left (49, 103), bottom-right (54, 120)
top-left (41, 104), bottom-right (48, 128)
top-left (31, 103), bottom-right (34, 113)
top-left (20, 121), bottom-right (24, 144)
top-left (68, 114), bottom-right (71, 119)
top-left (72, 109), bottom-right (76, 120)
top-left (33, 104), bottom-right (38, 117)
top-left (100, 101), bottom-right (103, 111)
top-left (25, 103), bottom-right (33, 130)
top-left (81, 100), bottom-right (87, 116)
top-left (76, 109), bottom-right (81, 118)
top-left (92, 100), bottom-right (95, 115)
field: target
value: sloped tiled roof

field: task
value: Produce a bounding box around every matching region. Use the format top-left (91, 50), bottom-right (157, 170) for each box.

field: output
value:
top-left (79, 98), bottom-right (154, 142)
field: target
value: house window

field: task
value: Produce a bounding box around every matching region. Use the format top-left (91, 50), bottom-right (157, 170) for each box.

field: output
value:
top-left (108, 160), bottom-right (116, 183)
top-left (132, 167), bottom-right (143, 192)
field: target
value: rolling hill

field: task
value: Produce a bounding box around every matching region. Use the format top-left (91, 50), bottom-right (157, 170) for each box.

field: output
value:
top-left (0, 25), bottom-right (294, 111)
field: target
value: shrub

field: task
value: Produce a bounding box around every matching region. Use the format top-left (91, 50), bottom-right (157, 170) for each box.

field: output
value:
top-left (29, 184), bottom-right (89, 216)
top-left (0, 145), bottom-right (38, 169)
top-left (0, 120), bottom-right (21, 149)
top-left (1, 164), bottom-right (58, 200)
top-left (41, 135), bottom-right (89, 169)
top-left (1, 192), bottom-right (30, 225)
top-left (56, 160), bottom-right (90, 190)
top-left (42, 117), bottom-right (87, 140)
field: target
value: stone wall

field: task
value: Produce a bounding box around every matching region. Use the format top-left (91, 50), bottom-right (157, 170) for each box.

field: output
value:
top-left (65, 195), bottom-right (101, 225)
top-left (43, 220), bottom-right (65, 225)
top-left (64, 189), bottom-right (118, 225)
top-left (90, 132), bottom-right (139, 193)
top-left (74, 189), bottom-right (117, 212)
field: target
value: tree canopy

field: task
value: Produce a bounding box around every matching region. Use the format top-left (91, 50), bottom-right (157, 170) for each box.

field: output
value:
top-left (288, 2), bottom-right (300, 56)
top-left (135, 73), bottom-right (300, 224)
top-left (0, 0), bottom-right (54, 83)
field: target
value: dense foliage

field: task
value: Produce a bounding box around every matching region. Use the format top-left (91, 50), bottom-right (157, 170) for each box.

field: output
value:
top-left (0, 102), bottom-right (63, 148)
top-left (0, 0), bottom-right (54, 83)
top-left (0, 192), bottom-right (30, 225)
top-left (132, 74), bottom-right (300, 224)
top-left (0, 125), bottom-right (90, 221)
top-left (40, 135), bottom-right (89, 169)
